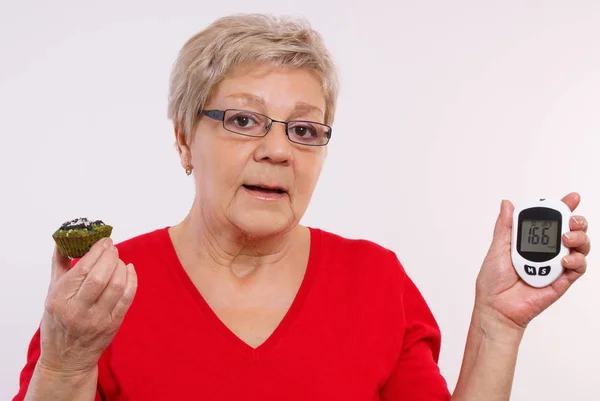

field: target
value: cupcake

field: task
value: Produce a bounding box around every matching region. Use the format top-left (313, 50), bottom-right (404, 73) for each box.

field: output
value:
top-left (52, 218), bottom-right (113, 258)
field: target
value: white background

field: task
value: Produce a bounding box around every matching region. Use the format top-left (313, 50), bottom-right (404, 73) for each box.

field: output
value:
top-left (1, 1), bottom-right (598, 400)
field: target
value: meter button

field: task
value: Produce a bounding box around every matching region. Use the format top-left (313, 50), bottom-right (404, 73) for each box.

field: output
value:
top-left (538, 266), bottom-right (551, 276)
top-left (524, 265), bottom-right (537, 275)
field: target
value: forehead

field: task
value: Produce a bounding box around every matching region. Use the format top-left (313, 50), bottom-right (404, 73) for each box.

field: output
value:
top-left (210, 63), bottom-right (326, 117)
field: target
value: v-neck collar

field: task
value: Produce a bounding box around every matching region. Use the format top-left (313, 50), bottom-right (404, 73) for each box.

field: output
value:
top-left (161, 226), bottom-right (321, 360)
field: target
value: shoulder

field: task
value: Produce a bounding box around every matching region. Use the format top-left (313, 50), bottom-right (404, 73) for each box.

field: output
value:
top-left (112, 226), bottom-right (171, 263)
top-left (310, 226), bottom-right (390, 252)
top-left (308, 226), bottom-right (409, 283)
top-left (114, 226), bottom-right (168, 250)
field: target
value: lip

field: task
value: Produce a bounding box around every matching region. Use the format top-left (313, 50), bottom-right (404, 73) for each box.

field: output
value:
top-left (243, 183), bottom-right (288, 193)
top-left (242, 184), bottom-right (288, 200)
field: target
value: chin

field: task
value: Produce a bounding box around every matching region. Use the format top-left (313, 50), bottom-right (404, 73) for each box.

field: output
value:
top-left (231, 209), bottom-right (296, 239)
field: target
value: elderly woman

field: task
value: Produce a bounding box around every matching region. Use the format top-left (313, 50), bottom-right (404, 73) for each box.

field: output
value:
top-left (14, 14), bottom-right (590, 401)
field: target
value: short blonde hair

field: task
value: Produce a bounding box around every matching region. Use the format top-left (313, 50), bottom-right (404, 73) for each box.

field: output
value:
top-left (167, 13), bottom-right (340, 144)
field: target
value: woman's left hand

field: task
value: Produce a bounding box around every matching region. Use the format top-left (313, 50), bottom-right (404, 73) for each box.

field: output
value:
top-left (474, 192), bottom-right (591, 334)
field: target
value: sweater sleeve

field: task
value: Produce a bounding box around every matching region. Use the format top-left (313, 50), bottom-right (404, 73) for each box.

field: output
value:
top-left (380, 258), bottom-right (452, 401)
top-left (11, 326), bottom-right (104, 401)
top-left (12, 247), bottom-right (104, 401)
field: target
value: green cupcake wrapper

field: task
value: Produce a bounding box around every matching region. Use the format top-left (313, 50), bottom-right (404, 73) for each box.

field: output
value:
top-left (52, 225), bottom-right (113, 259)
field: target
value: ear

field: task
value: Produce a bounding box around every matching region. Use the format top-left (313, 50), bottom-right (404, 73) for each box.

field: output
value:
top-left (174, 125), bottom-right (192, 169)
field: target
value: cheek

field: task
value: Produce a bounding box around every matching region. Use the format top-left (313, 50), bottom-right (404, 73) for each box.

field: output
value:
top-left (294, 155), bottom-right (324, 200)
top-left (193, 141), bottom-right (249, 195)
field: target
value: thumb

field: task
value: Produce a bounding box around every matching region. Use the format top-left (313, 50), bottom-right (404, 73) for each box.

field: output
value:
top-left (491, 199), bottom-right (514, 248)
top-left (51, 244), bottom-right (72, 284)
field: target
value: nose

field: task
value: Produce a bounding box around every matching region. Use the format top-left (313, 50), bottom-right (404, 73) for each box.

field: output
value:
top-left (253, 121), bottom-right (293, 165)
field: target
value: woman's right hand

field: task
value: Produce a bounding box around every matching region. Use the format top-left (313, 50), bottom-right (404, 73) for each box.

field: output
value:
top-left (37, 237), bottom-right (138, 375)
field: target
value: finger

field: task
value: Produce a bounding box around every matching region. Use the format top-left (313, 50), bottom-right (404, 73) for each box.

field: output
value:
top-left (570, 215), bottom-right (588, 233)
top-left (53, 239), bottom-right (113, 299)
top-left (96, 259), bottom-right (128, 312)
top-left (562, 252), bottom-right (587, 275)
top-left (72, 237), bottom-right (113, 275)
top-left (492, 199), bottom-right (514, 246)
top-left (111, 263), bottom-right (138, 323)
top-left (51, 245), bottom-right (72, 284)
top-left (563, 231), bottom-right (591, 256)
top-left (560, 192), bottom-right (581, 213)
top-left (75, 245), bottom-right (120, 306)
top-left (550, 269), bottom-right (582, 297)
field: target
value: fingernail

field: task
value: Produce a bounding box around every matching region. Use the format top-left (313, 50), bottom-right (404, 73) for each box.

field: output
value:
top-left (563, 233), bottom-right (571, 240)
top-left (103, 238), bottom-right (112, 248)
top-left (572, 216), bottom-right (583, 226)
top-left (563, 256), bottom-right (572, 265)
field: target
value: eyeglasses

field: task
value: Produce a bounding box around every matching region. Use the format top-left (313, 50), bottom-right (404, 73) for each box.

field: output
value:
top-left (199, 109), bottom-right (332, 146)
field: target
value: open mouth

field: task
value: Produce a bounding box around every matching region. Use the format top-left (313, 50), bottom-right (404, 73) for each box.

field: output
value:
top-left (242, 184), bottom-right (286, 195)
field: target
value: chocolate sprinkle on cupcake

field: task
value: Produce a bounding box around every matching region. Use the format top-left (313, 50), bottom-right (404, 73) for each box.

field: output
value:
top-left (53, 217), bottom-right (113, 259)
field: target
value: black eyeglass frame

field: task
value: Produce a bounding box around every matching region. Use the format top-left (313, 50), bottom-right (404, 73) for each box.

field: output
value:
top-left (199, 109), bottom-right (332, 146)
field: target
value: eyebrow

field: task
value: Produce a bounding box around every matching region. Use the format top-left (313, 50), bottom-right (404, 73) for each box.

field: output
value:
top-left (225, 93), bottom-right (324, 119)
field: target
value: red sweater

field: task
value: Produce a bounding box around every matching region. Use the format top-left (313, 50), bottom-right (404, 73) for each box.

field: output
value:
top-left (13, 227), bottom-right (451, 400)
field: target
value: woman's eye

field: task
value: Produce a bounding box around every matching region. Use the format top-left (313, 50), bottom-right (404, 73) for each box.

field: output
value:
top-left (233, 116), bottom-right (256, 128)
top-left (292, 125), bottom-right (317, 138)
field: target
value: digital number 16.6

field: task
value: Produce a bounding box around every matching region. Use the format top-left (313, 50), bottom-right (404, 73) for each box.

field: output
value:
top-left (528, 226), bottom-right (550, 245)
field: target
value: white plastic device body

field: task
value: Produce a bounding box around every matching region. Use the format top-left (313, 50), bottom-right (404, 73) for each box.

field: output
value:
top-left (511, 198), bottom-right (571, 288)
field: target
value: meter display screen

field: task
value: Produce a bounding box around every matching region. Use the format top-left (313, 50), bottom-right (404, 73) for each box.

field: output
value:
top-left (520, 219), bottom-right (559, 253)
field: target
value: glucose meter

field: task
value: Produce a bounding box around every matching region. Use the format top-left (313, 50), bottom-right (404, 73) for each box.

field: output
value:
top-left (511, 198), bottom-right (571, 288)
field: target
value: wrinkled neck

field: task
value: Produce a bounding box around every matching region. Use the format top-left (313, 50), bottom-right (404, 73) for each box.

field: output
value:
top-left (174, 199), bottom-right (301, 278)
